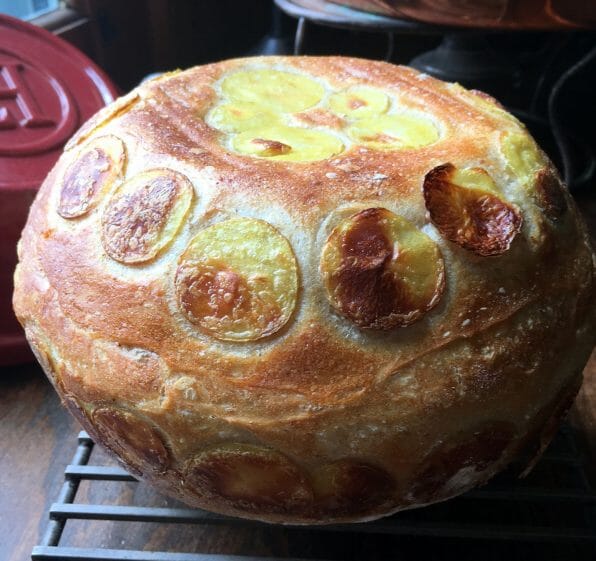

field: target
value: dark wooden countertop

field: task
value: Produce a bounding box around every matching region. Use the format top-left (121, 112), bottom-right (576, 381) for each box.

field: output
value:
top-left (1, 190), bottom-right (596, 561)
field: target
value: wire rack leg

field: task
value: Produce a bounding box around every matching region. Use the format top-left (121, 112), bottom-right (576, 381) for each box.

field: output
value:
top-left (34, 433), bottom-right (94, 555)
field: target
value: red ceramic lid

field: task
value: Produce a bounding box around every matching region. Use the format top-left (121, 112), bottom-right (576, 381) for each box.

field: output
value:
top-left (0, 14), bottom-right (118, 365)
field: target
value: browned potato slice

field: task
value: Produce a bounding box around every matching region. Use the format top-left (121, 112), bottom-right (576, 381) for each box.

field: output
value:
top-left (175, 217), bottom-right (298, 341)
top-left (533, 167), bottom-right (567, 221)
top-left (185, 443), bottom-right (313, 513)
top-left (58, 135), bottom-right (126, 218)
top-left (62, 395), bottom-right (90, 429)
top-left (320, 208), bottom-right (445, 329)
top-left (91, 407), bottom-right (170, 474)
top-left (101, 169), bottom-right (194, 264)
top-left (313, 460), bottom-right (394, 514)
top-left (410, 422), bottom-right (515, 502)
top-left (423, 164), bottom-right (523, 256)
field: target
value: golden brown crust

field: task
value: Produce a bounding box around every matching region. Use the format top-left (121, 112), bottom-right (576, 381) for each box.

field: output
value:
top-left (423, 163), bottom-right (523, 256)
top-left (13, 56), bottom-right (596, 524)
top-left (58, 135), bottom-right (126, 218)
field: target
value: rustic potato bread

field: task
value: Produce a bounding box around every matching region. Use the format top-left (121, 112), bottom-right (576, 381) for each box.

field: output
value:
top-left (13, 56), bottom-right (596, 524)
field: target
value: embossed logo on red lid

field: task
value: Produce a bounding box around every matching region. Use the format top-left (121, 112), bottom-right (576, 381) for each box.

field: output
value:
top-left (0, 14), bottom-right (117, 190)
top-left (0, 14), bottom-right (118, 365)
top-left (0, 59), bottom-right (77, 156)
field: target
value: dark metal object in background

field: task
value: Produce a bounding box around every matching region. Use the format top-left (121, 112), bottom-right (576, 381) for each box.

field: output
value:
top-left (32, 427), bottom-right (596, 561)
top-left (275, 0), bottom-right (456, 61)
top-left (409, 33), bottom-right (521, 88)
top-left (329, 0), bottom-right (596, 29)
top-left (250, 2), bottom-right (296, 55)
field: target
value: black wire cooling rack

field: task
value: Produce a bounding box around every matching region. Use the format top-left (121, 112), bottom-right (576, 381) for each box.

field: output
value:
top-left (32, 426), bottom-right (596, 561)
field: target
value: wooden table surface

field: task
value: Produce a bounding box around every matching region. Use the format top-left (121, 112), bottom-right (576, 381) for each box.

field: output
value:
top-left (2, 189), bottom-right (596, 561)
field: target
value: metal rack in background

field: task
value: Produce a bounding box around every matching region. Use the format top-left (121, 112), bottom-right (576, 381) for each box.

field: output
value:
top-left (31, 425), bottom-right (596, 561)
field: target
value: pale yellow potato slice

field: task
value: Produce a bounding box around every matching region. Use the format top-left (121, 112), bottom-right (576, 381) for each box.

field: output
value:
top-left (101, 169), bottom-right (194, 264)
top-left (221, 69), bottom-right (324, 113)
top-left (175, 217), bottom-right (298, 341)
top-left (58, 135), bottom-right (126, 219)
top-left (347, 112), bottom-right (439, 150)
top-left (292, 107), bottom-right (344, 130)
top-left (450, 166), bottom-right (499, 194)
top-left (232, 125), bottom-right (344, 162)
top-left (500, 131), bottom-right (545, 186)
top-left (450, 84), bottom-right (521, 126)
top-left (328, 86), bottom-right (390, 120)
top-left (320, 208), bottom-right (444, 329)
top-left (501, 132), bottom-right (567, 220)
top-left (205, 101), bottom-right (280, 133)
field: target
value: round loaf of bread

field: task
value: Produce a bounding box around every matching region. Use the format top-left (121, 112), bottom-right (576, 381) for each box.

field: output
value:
top-left (13, 56), bottom-right (596, 524)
